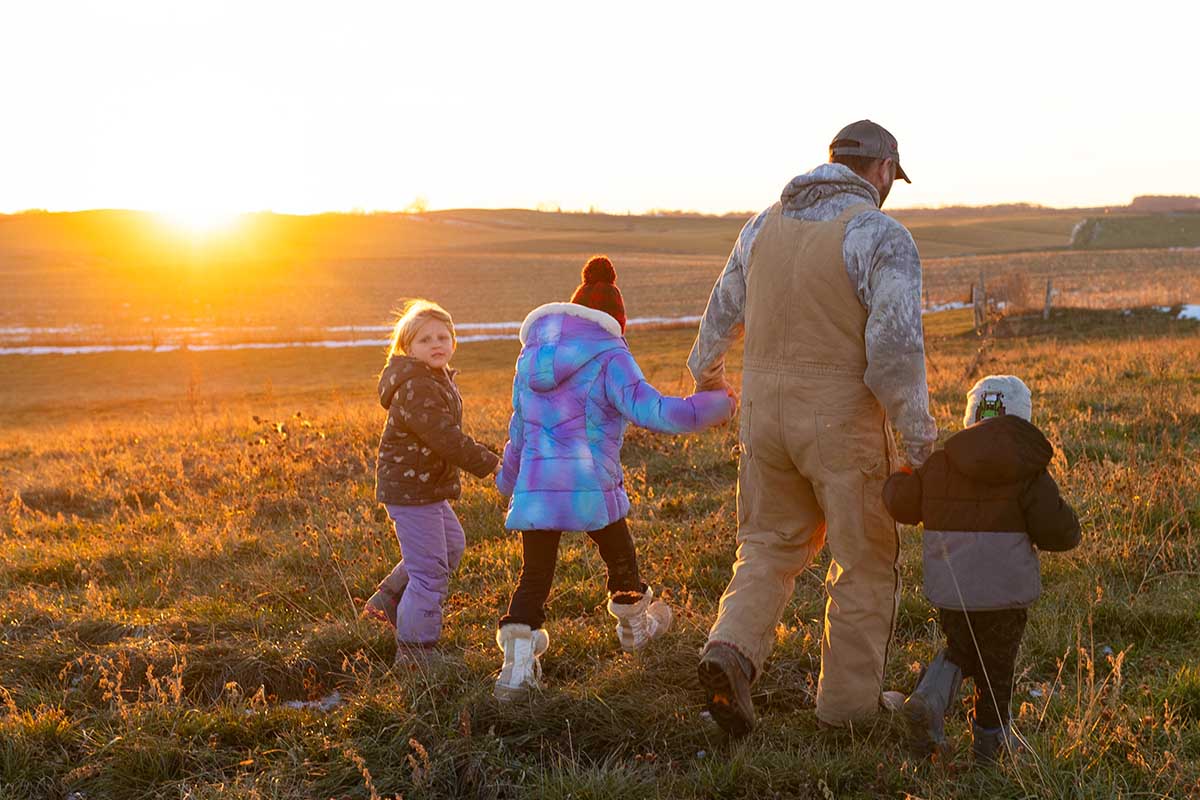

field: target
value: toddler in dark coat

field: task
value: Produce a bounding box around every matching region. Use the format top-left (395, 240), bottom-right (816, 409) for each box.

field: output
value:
top-left (882, 374), bottom-right (1080, 763)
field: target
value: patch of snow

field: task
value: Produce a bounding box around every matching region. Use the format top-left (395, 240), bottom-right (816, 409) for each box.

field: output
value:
top-left (0, 313), bottom-right (711, 357)
top-left (326, 324), bottom-right (394, 333)
top-left (0, 335), bottom-right (522, 356)
top-left (0, 325), bottom-right (87, 335)
top-left (2, 344), bottom-right (168, 356)
top-left (923, 301), bottom-right (971, 314)
top-left (627, 314), bottom-right (702, 326)
top-left (283, 691), bottom-right (343, 712)
top-left (330, 316), bottom-right (699, 333)
top-left (457, 321), bottom-right (521, 331)
top-left (1154, 304), bottom-right (1200, 320)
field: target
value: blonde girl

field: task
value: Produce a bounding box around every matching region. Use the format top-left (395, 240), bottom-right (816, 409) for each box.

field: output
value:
top-left (364, 300), bottom-right (499, 662)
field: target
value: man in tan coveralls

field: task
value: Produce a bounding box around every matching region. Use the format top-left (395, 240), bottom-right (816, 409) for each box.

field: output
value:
top-left (689, 120), bottom-right (938, 736)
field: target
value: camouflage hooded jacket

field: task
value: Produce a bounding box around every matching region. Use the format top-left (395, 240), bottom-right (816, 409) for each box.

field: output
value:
top-left (687, 162), bottom-right (938, 466)
top-left (375, 356), bottom-right (500, 506)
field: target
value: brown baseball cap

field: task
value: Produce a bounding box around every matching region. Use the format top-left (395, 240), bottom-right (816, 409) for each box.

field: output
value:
top-left (829, 119), bottom-right (911, 183)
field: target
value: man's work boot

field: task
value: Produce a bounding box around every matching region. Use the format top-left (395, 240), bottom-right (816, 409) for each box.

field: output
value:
top-left (493, 624), bottom-right (550, 702)
top-left (698, 643), bottom-right (755, 738)
top-left (972, 722), bottom-right (1021, 764)
top-left (902, 649), bottom-right (963, 759)
top-left (608, 587), bottom-right (672, 652)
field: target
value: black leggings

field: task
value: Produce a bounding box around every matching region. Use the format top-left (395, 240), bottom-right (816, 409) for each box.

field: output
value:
top-left (499, 518), bottom-right (644, 630)
top-left (939, 607), bottom-right (1028, 729)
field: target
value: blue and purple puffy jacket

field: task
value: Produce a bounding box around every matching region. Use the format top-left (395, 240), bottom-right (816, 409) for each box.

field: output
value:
top-left (497, 303), bottom-right (733, 532)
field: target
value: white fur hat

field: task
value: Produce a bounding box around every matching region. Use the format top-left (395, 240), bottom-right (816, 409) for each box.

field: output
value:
top-left (963, 374), bottom-right (1032, 427)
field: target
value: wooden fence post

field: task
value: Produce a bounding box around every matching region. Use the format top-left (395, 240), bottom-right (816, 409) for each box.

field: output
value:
top-left (1043, 278), bottom-right (1053, 320)
top-left (973, 283), bottom-right (987, 332)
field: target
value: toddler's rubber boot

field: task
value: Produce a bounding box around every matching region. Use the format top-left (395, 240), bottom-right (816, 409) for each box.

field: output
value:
top-left (902, 648), bottom-right (962, 759)
top-left (880, 690), bottom-right (907, 712)
top-left (973, 722), bottom-right (1021, 764)
top-left (363, 563), bottom-right (409, 627)
top-left (608, 587), bottom-right (672, 652)
top-left (493, 624), bottom-right (549, 701)
top-left (698, 642), bottom-right (756, 738)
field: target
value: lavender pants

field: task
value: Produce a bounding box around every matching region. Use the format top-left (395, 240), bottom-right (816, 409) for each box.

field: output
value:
top-left (385, 501), bottom-right (466, 645)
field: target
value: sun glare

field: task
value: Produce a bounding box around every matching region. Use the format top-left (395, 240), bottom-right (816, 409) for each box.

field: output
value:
top-left (157, 207), bottom-right (243, 237)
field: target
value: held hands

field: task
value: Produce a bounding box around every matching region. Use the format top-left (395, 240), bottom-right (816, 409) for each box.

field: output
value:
top-left (492, 462), bottom-right (511, 508)
top-left (717, 381), bottom-right (738, 423)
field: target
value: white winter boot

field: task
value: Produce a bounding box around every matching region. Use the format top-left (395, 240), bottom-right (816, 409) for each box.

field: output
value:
top-left (493, 624), bottom-right (550, 701)
top-left (608, 587), bottom-right (673, 652)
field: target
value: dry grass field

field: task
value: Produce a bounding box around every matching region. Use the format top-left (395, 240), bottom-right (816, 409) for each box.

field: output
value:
top-left (3, 306), bottom-right (1200, 799)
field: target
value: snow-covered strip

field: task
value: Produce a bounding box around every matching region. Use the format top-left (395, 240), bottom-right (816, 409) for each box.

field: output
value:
top-left (325, 322), bottom-right (523, 333)
top-left (459, 321), bottom-right (521, 331)
top-left (626, 314), bottom-right (703, 326)
top-left (922, 302), bottom-right (971, 314)
top-left (0, 325), bottom-right (89, 335)
top-left (0, 313), bottom-right (707, 356)
top-left (0, 334), bottom-right (522, 356)
top-left (324, 324), bottom-right (395, 333)
top-left (329, 316), bottom-right (699, 333)
top-left (1156, 304), bottom-right (1200, 320)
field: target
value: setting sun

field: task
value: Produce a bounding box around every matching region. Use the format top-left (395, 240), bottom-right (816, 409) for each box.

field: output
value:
top-left (156, 207), bottom-right (243, 237)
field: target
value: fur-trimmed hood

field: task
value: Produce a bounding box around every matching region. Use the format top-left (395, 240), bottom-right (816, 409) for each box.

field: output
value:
top-left (518, 303), bottom-right (626, 393)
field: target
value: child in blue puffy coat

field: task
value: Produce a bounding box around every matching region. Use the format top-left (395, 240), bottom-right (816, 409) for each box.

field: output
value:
top-left (492, 256), bottom-right (734, 700)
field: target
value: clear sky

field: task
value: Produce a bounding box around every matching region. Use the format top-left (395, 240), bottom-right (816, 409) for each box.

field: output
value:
top-left (2, 0), bottom-right (1197, 217)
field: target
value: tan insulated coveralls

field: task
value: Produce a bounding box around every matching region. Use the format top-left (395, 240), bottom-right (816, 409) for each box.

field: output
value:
top-left (705, 202), bottom-right (901, 726)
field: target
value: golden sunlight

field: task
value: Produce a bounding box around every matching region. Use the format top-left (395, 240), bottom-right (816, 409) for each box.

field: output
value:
top-left (156, 207), bottom-right (244, 237)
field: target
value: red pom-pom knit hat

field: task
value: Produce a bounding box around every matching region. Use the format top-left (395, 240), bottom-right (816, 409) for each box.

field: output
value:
top-left (569, 255), bottom-right (626, 332)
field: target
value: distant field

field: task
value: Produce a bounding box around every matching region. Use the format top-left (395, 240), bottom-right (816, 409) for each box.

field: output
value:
top-left (923, 247), bottom-right (1200, 310)
top-left (1071, 213), bottom-right (1200, 250)
top-left (2, 204), bottom-right (1197, 362)
top-left (0, 205), bottom-right (1100, 335)
top-left (2, 310), bottom-right (1199, 798)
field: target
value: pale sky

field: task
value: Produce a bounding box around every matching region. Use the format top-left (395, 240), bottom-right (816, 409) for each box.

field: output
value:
top-left (2, 0), bottom-right (1197, 217)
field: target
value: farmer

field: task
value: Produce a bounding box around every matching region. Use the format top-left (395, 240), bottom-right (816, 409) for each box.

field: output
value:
top-left (690, 120), bottom-right (938, 735)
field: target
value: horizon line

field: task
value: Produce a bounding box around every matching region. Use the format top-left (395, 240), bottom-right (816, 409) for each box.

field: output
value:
top-left (4, 195), bottom-right (1195, 219)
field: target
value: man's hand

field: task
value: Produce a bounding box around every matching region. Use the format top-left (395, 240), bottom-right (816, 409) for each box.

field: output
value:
top-left (723, 383), bottom-right (739, 419)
